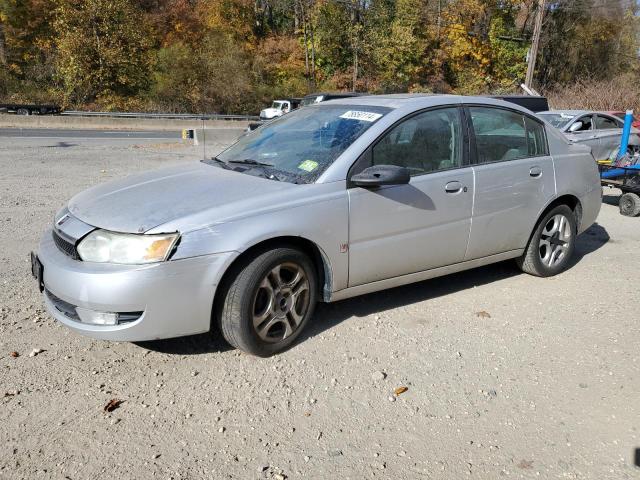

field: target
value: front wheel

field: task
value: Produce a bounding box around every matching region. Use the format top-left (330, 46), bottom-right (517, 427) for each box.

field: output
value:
top-left (218, 247), bottom-right (317, 356)
top-left (517, 205), bottom-right (577, 277)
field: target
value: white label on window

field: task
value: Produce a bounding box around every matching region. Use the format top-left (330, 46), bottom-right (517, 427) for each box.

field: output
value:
top-left (339, 110), bottom-right (383, 122)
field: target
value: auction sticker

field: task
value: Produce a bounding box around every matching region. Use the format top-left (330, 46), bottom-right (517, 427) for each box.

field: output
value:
top-left (339, 110), bottom-right (383, 122)
top-left (298, 160), bottom-right (319, 172)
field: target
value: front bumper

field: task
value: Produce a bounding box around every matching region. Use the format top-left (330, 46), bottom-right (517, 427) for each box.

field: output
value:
top-left (37, 229), bottom-right (236, 341)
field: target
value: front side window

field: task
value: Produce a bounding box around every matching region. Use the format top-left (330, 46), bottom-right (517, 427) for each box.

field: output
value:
top-left (214, 104), bottom-right (390, 183)
top-left (372, 107), bottom-right (463, 176)
top-left (572, 115), bottom-right (593, 132)
top-left (595, 115), bottom-right (619, 130)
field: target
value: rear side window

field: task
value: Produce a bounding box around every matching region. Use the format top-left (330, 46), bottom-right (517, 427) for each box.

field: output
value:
top-left (595, 115), bottom-right (620, 130)
top-left (525, 116), bottom-right (548, 156)
top-left (469, 106), bottom-right (548, 163)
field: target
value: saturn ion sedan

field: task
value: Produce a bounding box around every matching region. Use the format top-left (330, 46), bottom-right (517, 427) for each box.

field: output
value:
top-left (32, 95), bottom-right (602, 356)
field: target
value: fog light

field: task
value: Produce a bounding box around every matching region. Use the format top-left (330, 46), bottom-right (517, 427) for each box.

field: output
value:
top-left (75, 307), bottom-right (118, 326)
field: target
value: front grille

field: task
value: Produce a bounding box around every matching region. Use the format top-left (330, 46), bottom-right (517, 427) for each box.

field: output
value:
top-left (52, 230), bottom-right (80, 260)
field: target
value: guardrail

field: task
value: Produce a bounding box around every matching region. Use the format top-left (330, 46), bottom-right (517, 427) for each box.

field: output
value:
top-left (60, 111), bottom-right (259, 121)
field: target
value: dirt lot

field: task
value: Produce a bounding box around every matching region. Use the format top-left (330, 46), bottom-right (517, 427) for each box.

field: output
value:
top-left (1, 132), bottom-right (640, 480)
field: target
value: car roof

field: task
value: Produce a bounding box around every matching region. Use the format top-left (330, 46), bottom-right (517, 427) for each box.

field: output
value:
top-left (323, 94), bottom-right (539, 113)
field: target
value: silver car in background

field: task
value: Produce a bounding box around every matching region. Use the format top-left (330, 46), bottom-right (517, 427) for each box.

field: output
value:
top-left (538, 110), bottom-right (640, 162)
top-left (33, 95), bottom-right (602, 356)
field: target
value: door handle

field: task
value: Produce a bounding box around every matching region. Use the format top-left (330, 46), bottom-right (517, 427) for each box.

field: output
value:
top-left (445, 181), bottom-right (463, 193)
top-left (529, 166), bottom-right (542, 178)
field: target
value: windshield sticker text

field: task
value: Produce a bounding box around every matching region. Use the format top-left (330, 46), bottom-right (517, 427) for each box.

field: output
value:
top-left (339, 111), bottom-right (383, 122)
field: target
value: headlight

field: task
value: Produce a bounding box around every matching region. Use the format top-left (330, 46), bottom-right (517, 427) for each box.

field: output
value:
top-left (77, 230), bottom-right (179, 264)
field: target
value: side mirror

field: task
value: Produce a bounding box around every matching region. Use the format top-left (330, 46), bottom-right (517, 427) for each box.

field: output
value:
top-left (351, 165), bottom-right (410, 188)
top-left (568, 121), bottom-right (583, 133)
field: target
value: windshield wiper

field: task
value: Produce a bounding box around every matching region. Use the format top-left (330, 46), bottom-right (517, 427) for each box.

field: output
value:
top-left (203, 157), bottom-right (231, 169)
top-left (227, 158), bottom-right (274, 167)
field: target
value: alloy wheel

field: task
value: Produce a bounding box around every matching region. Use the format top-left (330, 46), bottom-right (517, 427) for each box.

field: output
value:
top-left (538, 214), bottom-right (572, 267)
top-left (252, 262), bottom-right (310, 343)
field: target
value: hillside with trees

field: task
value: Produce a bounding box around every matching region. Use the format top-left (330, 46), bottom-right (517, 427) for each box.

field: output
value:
top-left (0, 0), bottom-right (638, 113)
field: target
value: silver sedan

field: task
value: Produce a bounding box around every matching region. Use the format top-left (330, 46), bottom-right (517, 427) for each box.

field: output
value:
top-left (537, 110), bottom-right (640, 162)
top-left (33, 95), bottom-right (602, 356)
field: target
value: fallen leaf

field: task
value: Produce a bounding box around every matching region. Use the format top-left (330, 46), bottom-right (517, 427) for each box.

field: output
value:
top-left (303, 411), bottom-right (311, 417)
top-left (104, 399), bottom-right (123, 412)
top-left (9, 351), bottom-right (19, 358)
top-left (517, 459), bottom-right (533, 469)
top-left (476, 311), bottom-right (491, 318)
top-left (394, 386), bottom-right (408, 396)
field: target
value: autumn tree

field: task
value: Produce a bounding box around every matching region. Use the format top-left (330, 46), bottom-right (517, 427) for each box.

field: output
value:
top-left (54, 0), bottom-right (153, 107)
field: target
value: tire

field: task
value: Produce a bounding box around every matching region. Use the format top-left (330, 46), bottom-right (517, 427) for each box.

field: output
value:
top-left (218, 247), bottom-right (318, 357)
top-left (619, 192), bottom-right (640, 217)
top-left (517, 205), bottom-right (577, 277)
top-left (16, 108), bottom-right (30, 116)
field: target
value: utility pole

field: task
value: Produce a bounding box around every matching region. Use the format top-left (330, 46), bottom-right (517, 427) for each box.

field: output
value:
top-left (525, 0), bottom-right (545, 89)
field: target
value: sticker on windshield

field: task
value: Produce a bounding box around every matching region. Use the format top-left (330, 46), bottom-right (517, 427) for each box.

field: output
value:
top-left (298, 160), bottom-right (319, 172)
top-left (339, 110), bottom-right (383, 122)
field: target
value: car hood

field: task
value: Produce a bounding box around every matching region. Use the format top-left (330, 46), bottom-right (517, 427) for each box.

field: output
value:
top-left (68, 162), bottom-right (294, 233)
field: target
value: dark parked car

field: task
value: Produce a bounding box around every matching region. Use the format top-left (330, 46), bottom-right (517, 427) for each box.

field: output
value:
top-left (489, 96), bottom-right (549, 113)
top-left (0, 103), bottom-right (61, 115)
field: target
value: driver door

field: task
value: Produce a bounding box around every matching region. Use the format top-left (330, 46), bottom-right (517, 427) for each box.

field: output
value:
top-left (347, 107), bottom-right (474, 287)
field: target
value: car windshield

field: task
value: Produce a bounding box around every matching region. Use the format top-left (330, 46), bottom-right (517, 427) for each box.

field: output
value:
top-left (213, 104), bottom-right (391, 183)
top-left (538, 113), bottom-right (574, 129)
top-left (272, 101), bottom-right (285, 109)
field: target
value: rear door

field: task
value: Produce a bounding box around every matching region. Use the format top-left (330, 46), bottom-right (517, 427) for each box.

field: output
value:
top-left (465, 105), bottom-right (556, 260)
top-left (347, 106), bottom-right (473, 286)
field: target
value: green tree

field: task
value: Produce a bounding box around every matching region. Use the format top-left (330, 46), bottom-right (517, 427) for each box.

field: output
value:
top-left (54, 0), bottom-right (153, 107)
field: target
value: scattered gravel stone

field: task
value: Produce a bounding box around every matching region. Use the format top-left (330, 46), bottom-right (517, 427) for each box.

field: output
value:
top-left (29, 348), bottom-right (44, 357)
top-left (371, 371), bottom-right (387, 381)
top-left (328, 449), bottom-right (343, 457)
top-left (218, 427), bottom-right (225, 433)
top-left (388, 395), bottom-right (396, 402)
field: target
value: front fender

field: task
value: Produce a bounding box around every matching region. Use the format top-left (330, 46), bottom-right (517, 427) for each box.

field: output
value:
top-left (170, 187), bottom-right (350, 292)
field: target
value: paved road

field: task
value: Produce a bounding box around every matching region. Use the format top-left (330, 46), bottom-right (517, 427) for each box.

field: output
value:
top-left (0, 128), bottom-right (182, 139)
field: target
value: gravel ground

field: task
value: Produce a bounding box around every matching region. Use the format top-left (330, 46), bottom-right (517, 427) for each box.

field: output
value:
top-left (1, 133), bottom-right (640, 480)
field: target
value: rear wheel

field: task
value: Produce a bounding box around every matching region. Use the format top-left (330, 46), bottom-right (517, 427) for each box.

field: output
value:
top-left (517, 205), bottom-right (577, 277)
top-left (619, 192), bottom-right (640, 217)
top-left (218, 247), bottom-right (317, 356)
top-left (16, 108), bottom-right (30, 116)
